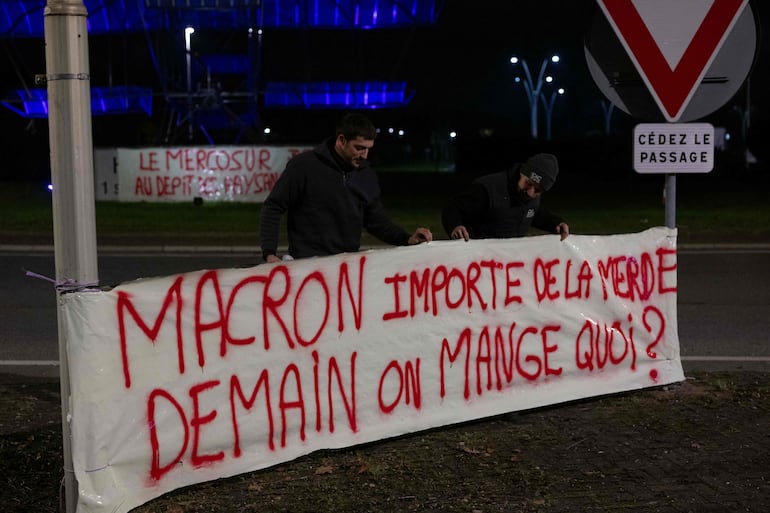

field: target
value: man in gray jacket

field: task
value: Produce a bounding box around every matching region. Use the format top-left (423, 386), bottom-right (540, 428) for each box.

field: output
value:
top-left (441, 153), bottom-right (569, 242)
top-left (260, 113), bottom-right (432, 262)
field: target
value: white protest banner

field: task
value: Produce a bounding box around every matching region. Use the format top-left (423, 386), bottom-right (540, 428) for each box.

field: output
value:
top-left (62, 228), bottom-right (683, 513)
top-left (116, 145), bottom-right (311, 202)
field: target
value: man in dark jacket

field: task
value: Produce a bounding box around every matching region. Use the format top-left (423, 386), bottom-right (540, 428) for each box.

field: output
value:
top-left (441, 153), bottom-right (569, 241)
top-left (260, 113), bottom-right (432, 262)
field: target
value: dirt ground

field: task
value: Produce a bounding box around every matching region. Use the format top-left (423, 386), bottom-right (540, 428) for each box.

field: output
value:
top-left (1, 370), bottom-right (768, 513)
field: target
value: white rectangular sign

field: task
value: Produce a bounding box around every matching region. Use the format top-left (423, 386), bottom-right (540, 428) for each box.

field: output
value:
top-left (62, 228), bottom-right (684, 513)
top-left (116, 145), bottom-right (311, 202)
top-left (634, 123), bottom-right (714, 173)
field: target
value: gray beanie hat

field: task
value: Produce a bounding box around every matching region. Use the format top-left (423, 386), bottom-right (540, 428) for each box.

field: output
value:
top-left (520, 153), bottom-right (559, 191)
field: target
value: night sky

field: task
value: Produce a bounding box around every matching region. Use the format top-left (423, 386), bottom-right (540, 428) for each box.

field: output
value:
top-left (1, 0), bottom-right (768, 178)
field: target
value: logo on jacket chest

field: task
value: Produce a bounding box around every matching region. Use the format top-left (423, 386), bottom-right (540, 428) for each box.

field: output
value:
top-left (526, 208), bottom-right (535, 219)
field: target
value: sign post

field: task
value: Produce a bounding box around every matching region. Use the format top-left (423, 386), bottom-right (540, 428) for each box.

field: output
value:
top-left (587, 0), bottom-right (755, 229)
top-left (633, 123), bottom-right (715, 227)
top-left (44, 1), bottom-right (98, 511)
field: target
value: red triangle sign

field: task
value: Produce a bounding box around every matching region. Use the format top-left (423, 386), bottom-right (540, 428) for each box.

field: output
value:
top-left (597, 0), bottom-right (748, 121)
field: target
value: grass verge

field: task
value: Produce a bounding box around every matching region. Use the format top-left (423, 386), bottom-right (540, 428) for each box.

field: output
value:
top-left (1, 180), bottom-right (769, 245)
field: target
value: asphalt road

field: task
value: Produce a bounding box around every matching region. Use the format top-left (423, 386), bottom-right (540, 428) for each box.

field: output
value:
top-left (1, 247), bottom-right (769, 379)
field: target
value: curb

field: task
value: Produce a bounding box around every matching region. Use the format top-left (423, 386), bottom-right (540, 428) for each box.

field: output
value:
top-left (3, 243), bottom-right (770, 254)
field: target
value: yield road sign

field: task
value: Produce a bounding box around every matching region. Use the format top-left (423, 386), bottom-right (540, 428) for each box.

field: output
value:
top-left (595, 0), bottom-right (750, 122)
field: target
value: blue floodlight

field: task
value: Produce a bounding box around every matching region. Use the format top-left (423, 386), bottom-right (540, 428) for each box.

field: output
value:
top-left (263, 81), bottom-right (411, 109)
top-left (0, 0), bottom-right (441, 38)
top-left (2, 87), bottom-right (153, 118)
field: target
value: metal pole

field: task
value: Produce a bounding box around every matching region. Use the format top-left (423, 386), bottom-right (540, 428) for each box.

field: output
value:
top-left (529, 58), bottom-right (552, 140)
top-left (540, 88), bottom-right (564, 141)
top-left (601, 100), bottom-right (614, 135)
top-left (519, 60), bottom-right (539, 139)
top-left (44, 1), bottom-right (99, 511)
top-left (520, 79), bottom-right (538, 139)
top-left (512, 55), bottom-right (559, 140)
top-left (744, 79), bottom-right (751, 170)
top-left (665, 174), bottom-right (676, 228)
top-left (185, 26), bottom-right (195, 142)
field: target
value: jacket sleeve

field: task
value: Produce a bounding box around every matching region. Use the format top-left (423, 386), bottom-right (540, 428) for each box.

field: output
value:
top-left (441, 183), bottom-right (489, 237)
top-left (531, 205), bottom-right (565, 234)
top-left (259, 162), bottom-right (295, 259)
top-left (363, 197), bottom-right (411, 246)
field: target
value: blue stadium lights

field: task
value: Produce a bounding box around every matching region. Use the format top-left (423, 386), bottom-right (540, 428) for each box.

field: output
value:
top-left (1, 0), bottom-right (433, 146)
top-left (0, 0), bottom-right (440, 37)
top-left (263, 81), bottom-right (412, 109)
top-left (1, 86), bottom-right (153, 118)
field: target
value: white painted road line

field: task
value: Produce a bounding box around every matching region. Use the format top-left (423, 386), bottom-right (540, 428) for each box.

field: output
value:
top-left (0, 360), bottom-right (60, 366)
top-left (680, 356), bottom-right (770, 362)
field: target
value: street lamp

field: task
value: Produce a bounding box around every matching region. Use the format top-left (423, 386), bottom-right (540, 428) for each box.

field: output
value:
top-left (184, 26), bottom-right (195, 141)
top-left (600, 99), bottom-right (615, 136)
top-left (540, 87), bottom-right (565, 141)
top-left (510, 54), bottom-right (560, 139)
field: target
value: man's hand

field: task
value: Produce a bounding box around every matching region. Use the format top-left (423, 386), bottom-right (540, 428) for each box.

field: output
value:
top-left (556, 222), bottom-right (570, 241)
top-left (408, 227), bottom-right (433, 245)
top-left (265, 254), bottom-right (281, 264)
top-left (450, 225), bottom-right (470, 241)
